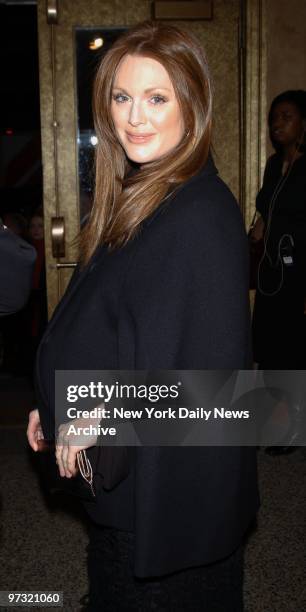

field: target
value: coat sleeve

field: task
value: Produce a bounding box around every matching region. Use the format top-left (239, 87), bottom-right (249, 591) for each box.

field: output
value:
top-left (119, 180), bottom-right (251, 370)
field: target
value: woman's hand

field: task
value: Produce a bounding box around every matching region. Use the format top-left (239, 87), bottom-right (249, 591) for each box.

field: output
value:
top-left (27, 408), bottom-right (44, 451)
top-left (55, 417), bottom-right (99, 478)
top-left (250, 216), bottom-right (265, 242)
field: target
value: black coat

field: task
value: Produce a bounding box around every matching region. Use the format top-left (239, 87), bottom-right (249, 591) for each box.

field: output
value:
top-left (36, 159), bottom-right (259, 577)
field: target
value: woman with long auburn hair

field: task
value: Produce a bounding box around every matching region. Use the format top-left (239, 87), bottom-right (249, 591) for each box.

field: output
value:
top-left (80, 19), bottom-right (212, 259)
top-left (28, 21), bottom-right (258, 611)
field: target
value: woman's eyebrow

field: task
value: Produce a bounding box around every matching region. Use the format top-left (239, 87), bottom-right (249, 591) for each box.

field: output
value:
top-left (112, 86), bottom-right (129, 93)
top-left (144, 87), bottom-right (171, 93)
top-left (112, 86), bottom-right (171, 93)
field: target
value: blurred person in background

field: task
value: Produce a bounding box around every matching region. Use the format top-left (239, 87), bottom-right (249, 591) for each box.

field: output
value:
top-left (0, 217), bottom-right (36, 372)
top-left (0, 217), bottom-right (36, 316)
top-left (25, 207), bottom-right (48, 376)
top-left (250, 90), bottom-right (306, 455)
top-left (251, 90), bottom-right (306, 368)
top-left (2, 211), bottom-right (28, 239)
top-left (1, 208), bottom-right (47, 378)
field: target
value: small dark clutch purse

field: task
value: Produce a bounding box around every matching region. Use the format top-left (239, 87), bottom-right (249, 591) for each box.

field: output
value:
top-left (38, 443), bottom-right (130, 503)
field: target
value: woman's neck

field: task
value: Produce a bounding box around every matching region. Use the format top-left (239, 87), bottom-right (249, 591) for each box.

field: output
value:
top-left (281, 145), bottom-right (303, 175)
top-left (282, 143), bottom-right (303, 163)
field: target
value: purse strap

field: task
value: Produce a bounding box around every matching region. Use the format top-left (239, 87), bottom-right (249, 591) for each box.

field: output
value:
top-left (77, 450), bottom-right (96, 497)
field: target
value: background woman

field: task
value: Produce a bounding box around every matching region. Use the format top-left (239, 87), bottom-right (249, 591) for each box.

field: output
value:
top-left (27, 209), bottom-right (47, 337)
top-left (251, 90), bottom-right (306, 369)
top-left (251, 90), bottom-right (306, 456)
top-left (28, 21), bottom-right (258, 611)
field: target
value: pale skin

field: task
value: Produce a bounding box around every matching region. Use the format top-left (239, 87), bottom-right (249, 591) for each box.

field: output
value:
top-left (27, 53), bottom-right (186, 478)
top-left (27, 410), bottom-right (99, 478)
top-left (111, 54), bottom-right (185, 164)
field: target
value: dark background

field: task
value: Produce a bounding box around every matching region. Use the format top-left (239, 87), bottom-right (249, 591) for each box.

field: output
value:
top-left (0, 2), bottom-right (42, 217)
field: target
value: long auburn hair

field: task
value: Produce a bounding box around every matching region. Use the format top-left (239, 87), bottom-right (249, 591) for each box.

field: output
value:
top-left (79, 20), bottom-right (212, 263)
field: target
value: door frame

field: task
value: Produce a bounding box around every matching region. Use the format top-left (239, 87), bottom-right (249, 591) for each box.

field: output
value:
top-left (242, 0), bottom-right (267, 227)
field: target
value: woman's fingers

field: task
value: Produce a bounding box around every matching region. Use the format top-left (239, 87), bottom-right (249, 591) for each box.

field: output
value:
top-left (56, 444), bottom-right (78, 478)
top-left (28, 412), bottom-right (82, 478)
top-left (56, 431), bottom-right (78, 478)
top-left (61, 443), bottom-right (71, 478)
top-left (55, 444), bottom-right (65, 477)
top-left (55, 417), bottom-right (99, 478)
top-left (37, 428), bottom-right (44, 440)
top-left (55, 428), bottom-right (69, 477)
top-left (27, 409), bottom-right (41, 451)
top-left (66, 446), bottom-right (78, 477)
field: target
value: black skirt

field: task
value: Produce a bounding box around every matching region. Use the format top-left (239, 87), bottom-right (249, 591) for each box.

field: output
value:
top-left (86, 524), bottom-right (244, 611)
top-left (252, 260), bottom-right (306, 368)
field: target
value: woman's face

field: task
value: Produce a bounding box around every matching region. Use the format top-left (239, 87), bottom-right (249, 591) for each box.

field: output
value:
top-left (29, 216), bottom-right (44, 240)
top-left (111, 54), bottom-right (185, 164)
top-left (270, 101), bottom-right (304, 148)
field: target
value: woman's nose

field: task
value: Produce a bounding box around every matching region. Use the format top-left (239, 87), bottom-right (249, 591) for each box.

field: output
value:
top-left (128, 101), bottom-right (146, 126)
top-left (273, 119), bottom-right (283, 129)
top-left (272, 114), bottom-right (284, 130)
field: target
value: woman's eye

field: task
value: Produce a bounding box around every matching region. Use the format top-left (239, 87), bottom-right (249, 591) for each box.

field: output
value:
top-left (113, 93), bottom-right (129, 103)
top-left (150, 95), bottom-right (167, 105)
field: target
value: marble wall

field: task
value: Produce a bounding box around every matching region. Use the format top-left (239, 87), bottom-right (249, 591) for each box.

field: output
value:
top-left (188, 0), bottom-right (241, 197)
top-left (264, 0), bottom-right (306, 153)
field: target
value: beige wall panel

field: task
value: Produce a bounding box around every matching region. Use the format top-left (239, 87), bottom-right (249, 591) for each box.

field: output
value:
top-left (191, 0), bottom-right (240, 197)
top-left (37, 8), bottom-right (59, 312)
top-left (264, 0), bottom-right (306, 153)
top-left (266, 0), bottom-right (306, 100)
top-left (57, 0), bottom-right (152, 26)
top-left (244, 0), bottom-right (267, 226)
top-left (164, 0), bottom-right (240, 197)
